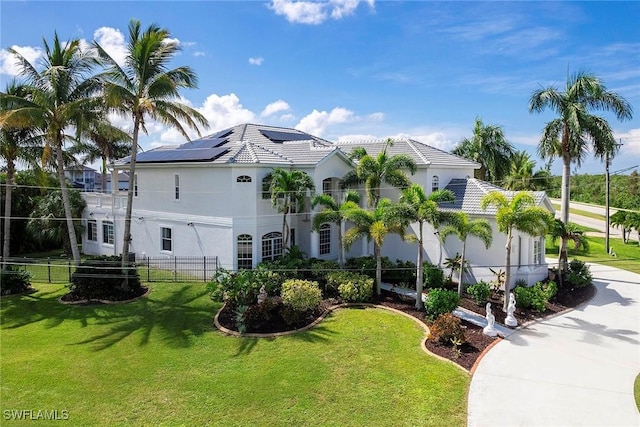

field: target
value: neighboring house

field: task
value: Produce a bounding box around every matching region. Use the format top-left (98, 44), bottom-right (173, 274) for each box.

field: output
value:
top-left (65, 166), bottom-right (98, 192)
top-left (80, 123), bottom-right (553, 286)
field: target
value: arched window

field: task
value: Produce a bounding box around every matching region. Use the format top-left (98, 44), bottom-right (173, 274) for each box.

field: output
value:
top-left (319, 224), bottom-right (331, 255)
top-left (262, 232), bottom-right (283, 261)
top-left (237, 175), bottom-right (252, 183)
top-left (432, 175), bottom-right (439, 192)
top-left (237, 234), bottom-right (253, 270)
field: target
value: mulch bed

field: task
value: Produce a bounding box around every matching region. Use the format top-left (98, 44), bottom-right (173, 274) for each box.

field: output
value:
top-left (215, 284), bottom-right (596, 371)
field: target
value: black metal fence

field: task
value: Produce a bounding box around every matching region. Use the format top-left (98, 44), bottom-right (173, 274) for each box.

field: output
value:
top-left (3, 256), bottom-right (218, 283)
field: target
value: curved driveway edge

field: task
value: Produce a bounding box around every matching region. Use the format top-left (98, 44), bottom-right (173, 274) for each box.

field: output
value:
top-left (468, 263), bottom-right (640, 427)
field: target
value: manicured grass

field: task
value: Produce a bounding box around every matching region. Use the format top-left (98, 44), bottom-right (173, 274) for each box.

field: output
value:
top-left (551, 203), bottom-right (606, 221)
top-left (546, 236), bottom-right (640, 274)
top-left (0, 283), bottom-right (469, 426)
top-left (635, 373), bottom-right (640, 412)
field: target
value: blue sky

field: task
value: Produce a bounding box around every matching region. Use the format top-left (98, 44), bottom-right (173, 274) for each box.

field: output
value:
top-left (2, 1), bottom-right (639, 177)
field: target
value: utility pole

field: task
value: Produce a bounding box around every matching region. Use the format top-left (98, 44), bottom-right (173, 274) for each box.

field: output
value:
top-left (605, 139), bottom-right (623, 255)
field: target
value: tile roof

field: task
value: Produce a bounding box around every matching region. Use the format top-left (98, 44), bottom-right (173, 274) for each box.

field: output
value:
top-left (333, 137), bottom-right (480, 168)
top-left (442, 178), bottom-right (551, 215)
top-left (117, 123), bottom-right (339, 166)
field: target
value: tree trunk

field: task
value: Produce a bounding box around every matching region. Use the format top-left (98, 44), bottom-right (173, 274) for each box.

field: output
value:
top-left (282, 203), bottom-right (289, 249)
top-left (558, 131), bottom-right (571, 273)
top-left (458, 241), bottom-right (467, 297)
top-left (56, 142), bottom-right (81, 265)
top-left (374, 242), bottom-right (381, 296)
top-left (101, 156), bottom-right (108, 193)
top-left (503, 229), bottom-right (513, 311)
top-left (2, 161), bottom-right (14, 265)
top-left (337, 222), bottom-right (344, 267)
top-left (415, 225), bottom-right (424, 309)
top-left (121, 114), bottom-right (141, 290)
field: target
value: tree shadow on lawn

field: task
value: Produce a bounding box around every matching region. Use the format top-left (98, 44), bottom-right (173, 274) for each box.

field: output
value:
top-left (1, 285), bottom-right (215, 351)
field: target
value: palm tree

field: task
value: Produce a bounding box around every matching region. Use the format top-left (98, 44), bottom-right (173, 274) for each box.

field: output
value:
top-left (439, 212), bottom-right (493, 296)
top-left (452, 117), bottom-right (515, 183)
top-left (68, 121), bottom-right (131, 193)
top-left (392, 184), bottom-right (455, 308)
top-left (550, 219), bottom-right (589, 261)
top-left (1, 81), bottom-right (42, 264)
top-left (94, 19), bottom-right (209, 267)
top-left (341, 139), bottom-right (417, 208)
top-left (343, 198), bottom-right (405, 295)
top-left (311, 190), bottom-right (361, 266)
top-left (502, 151), bottom-right (552, 191)
top-left (481, 191), bottom-right (553, 310)
top-left (529, 71), bottom-right (633, 270)
top-left (0, 34), bottom-right (103, 265)
top-left (267, 168), bottom-right (315, 249)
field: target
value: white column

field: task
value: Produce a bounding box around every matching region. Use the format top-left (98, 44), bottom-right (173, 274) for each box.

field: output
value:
top-left (310, 230), bottom-right (320, 258)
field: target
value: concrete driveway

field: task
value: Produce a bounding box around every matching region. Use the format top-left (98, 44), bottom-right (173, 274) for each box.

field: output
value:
top-left (468, 263), bottom-right (640, 426)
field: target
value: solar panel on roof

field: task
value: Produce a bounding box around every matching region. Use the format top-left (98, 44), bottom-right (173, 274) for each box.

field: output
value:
top-left (260, 129), bottom-right (312, 142)
top-left (179, 136), bottom-right (227, 150)
top-left (135, 147), bottom-right (228, 163)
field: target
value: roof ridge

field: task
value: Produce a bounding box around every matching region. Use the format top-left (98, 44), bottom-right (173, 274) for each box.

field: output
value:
top-left (405, 139), bottom-right (430, 165)
top-left (250, 141), bottom-right (292, 163)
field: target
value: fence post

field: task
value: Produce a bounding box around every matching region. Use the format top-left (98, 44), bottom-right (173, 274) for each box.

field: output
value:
top-left (47, 257), bottom-right (51, 283)
top-left (68, 258), bottom-right (72, 282)
top-left (147, 257), bottom-right (150, 282)
top-left (203, 256), bottom-right (207, 282)
top-left (174, 256), bottom-right (177, 282)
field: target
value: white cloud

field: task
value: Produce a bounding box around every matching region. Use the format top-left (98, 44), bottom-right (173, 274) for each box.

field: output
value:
top-left (295, 107), bottom-right (355, 136)
top-left (0, 45), bottom-right (43, 76)
top-left (163, 37), bottom-right (181, 46)
top-left (261, 100), bottom-right (290, 117)
top-left (368, 112), bottom-right (384, 121)
top-left (94, 27), bottom-right (127, 66)
top-left (249, 57), bottom-right (264, 66)
top-left (198, 93), bottom-right (255, 131)
top-left (337, 134), bottom-right (377, 142)
top-left (194, 51), bottom-right (206, 57)
top-left (408, 132), bottom-right (454, 151)
top-left (280, 113), bottom-right (296, 122)
top-left (269, 0), bottom-right (374, 25)
top-left (616, 128), bottom-right (640, 157)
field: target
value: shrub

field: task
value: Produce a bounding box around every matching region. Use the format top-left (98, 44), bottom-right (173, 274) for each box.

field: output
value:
top-left (467, 281), bottom-right (490, 305)
top-left (425, 288), bottom-right (460, 318)
top-left (345, 256), bottom-right (393, 281)
top-left (513, 281), bottom-right (558, 312)
top-left (429, 313), bottom-right (466, 345)
top-left (309, 260), bottom-right (341, 293)
top-left (325, 272), bottom-right (373, 303)
top-left (0, 265), bottom-right (32, 296)
top-left (281, 279), bottom-right (322, 312)
top-left (69, 257), bottom-right (142, 300)
top-left (208, 268), bottom-right (281, 306)
top-left (566, 259), bottom-right (592, 288)
top-left (423, 262), bottom-right (445, 289)
top-left (242, 298), bottom-right (278, 330)
top-left (384, 259), bottom-right (416, 286)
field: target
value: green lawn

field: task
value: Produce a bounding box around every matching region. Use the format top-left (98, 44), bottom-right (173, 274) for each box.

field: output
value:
top-left (0, 283), bottom-right (469, 426)
top-left (551, 203), bottom-right (606, 221)
top-left (546, 235), bottom-right (640, 274)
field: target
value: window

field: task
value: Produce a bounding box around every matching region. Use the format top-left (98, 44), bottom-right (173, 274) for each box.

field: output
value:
top-left (174, 174), bottom-right (180, 200)
top-left (161, 227), bottom-right (172, 252)
top-left (262, 232), bottom-right (283, 261)
top-left (319, 224), bottom-right (331, 255)
top-left (262, 175), bottom-right (271, 199)
top-left (87, 220), bottom-right (97, 242)
top-left (534, 237), bottom-right (544, 265)
top-left (237, 175), bottom-right (252, 183)
top-left (237, 234), bottom-right (253, 270)
top-left (432, 175), bottom-right (439, 192)
top-left (102, 221), bottom-right (114, 245)
top-left (134, 174), bottom-right (138, 197)
top-left (322, 178), bottom-right (332, 195)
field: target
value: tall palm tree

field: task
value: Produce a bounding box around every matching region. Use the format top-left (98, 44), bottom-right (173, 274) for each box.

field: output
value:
top-left (94, 19), bottom-right (209, 267)
top-left (1, 81), bottom-right (42, 264)
top-left (452, 117), bottom-right (515, 183)
top-left (0, 34), bottom-right (103, 265)
top-left (68, 121), bottom-right (131, 193)
top-left (481, 191), bottom-right (553, 310)
top-left (439, 212), bottom-right (493, 296)
top-left (267, 168), bottom-right (315, 249)
top-left (391, 184), bottom-right (456, 308)
top-left (343, 198), bottom-right (406, 295)
top-left (549, 219), bottom-right (589, 261)
top-left (311, 190), bottom-right (361, 266)
top-left (341, 139), bottom-right (417, 208)
top-left (529, 71), bottom-right (633, 270)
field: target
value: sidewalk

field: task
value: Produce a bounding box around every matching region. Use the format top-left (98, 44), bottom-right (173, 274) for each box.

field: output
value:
top-left (467, 263), bottom-right (640, 426)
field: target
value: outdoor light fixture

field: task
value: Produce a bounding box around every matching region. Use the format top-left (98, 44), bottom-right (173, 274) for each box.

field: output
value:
top-left (187, 222), bottom-right (194, 226)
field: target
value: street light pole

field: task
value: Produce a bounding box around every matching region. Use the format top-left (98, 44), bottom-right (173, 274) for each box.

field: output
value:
top-left (605, 139), bottom-right (623, 255)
